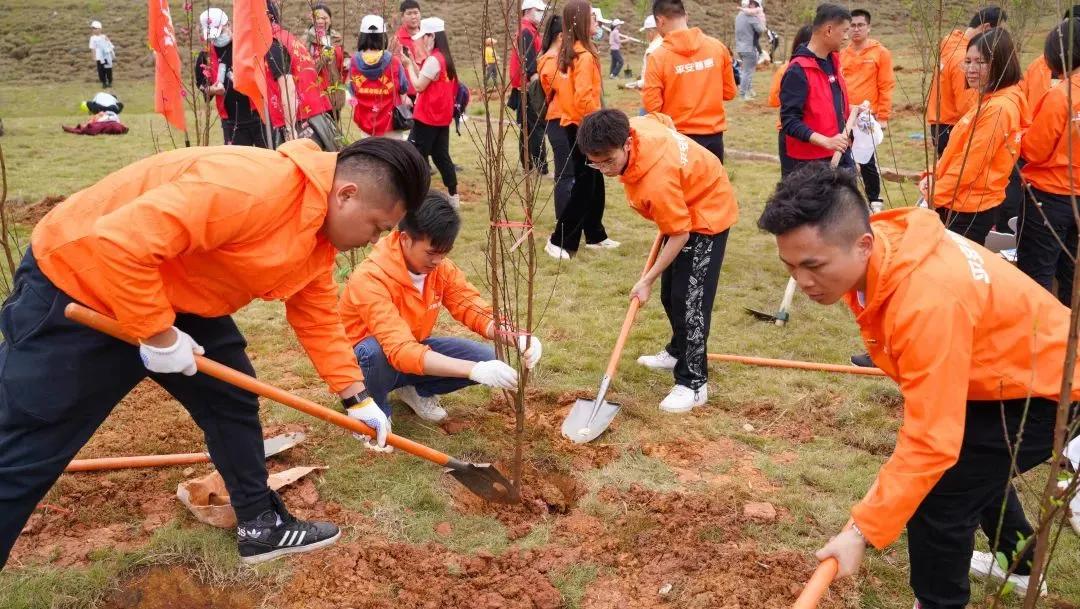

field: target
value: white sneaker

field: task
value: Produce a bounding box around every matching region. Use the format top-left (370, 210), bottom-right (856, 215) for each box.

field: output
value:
top-left (584, 238), bottom-right (621, 250)
top-left (969, 551), bottom-right (1047, 597)
top-left (1061, 477), bottom-right (1080, 535)
top-left (545, 239), bottom-right (571, 260)
top-left (637, 350), bottom-right (678, 371)
top-left (449, 194), bottom-right (461, 209)
top-left (659, 384), bottom-right (708, 413)
top-left (395, 385), bottom-right (447, 422)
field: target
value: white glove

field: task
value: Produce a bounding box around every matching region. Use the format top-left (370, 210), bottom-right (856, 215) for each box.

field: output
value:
top-left (516, 336), bottom-right (543, 369)
top-left (469, 360), bottom-right (519, 390)
top-left (347, 400), bottom-right (391, 449)
top-left (139, 327), bottom-right (205, 376)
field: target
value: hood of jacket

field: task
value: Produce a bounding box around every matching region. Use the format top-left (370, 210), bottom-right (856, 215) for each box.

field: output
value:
top-left (621, 113), bottom-right (678, 184)
top-left (276, 139), bottom-right (337, 233)
top-left (849, 207), bottom-right (944, 320)
top-left (353, 49), bottom-right (394, 80)
top-left (663, 27), bottom-right (708, 57)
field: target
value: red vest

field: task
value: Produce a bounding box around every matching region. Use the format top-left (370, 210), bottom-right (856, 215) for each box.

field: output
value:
top-left (273, 24), bottom-right (333, 121)
top-left (208, 45), bottom-right (286, 128)
top-left (785, 53), bottom-right (849, 161)
top-left (348, 52), bottom-right (403, 136)
top-left (414, 50), bottom-right (456, 127)
top-left (509, 18), bottom-right (541, 89)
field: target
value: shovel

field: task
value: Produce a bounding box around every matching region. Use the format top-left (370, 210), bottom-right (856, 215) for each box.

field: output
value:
top-left (65, 303), bottom-right (516, 505)
top-left (562, 233), bottom-right (663, 443)
top-left (64, 432), bottom-right (305, 472)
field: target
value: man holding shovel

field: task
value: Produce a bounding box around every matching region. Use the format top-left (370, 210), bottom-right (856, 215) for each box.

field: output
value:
top-left (575, 109), bottom-right (737, 413)
top-left (758, 164), bottom-right (1079, 607)
top-left (0, 137), bottom-right (429, 568)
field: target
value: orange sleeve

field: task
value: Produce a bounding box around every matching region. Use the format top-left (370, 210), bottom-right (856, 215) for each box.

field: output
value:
top-left (642, 52), bottom-right (664, 114)
top-left (877, 48), bottom-right (895, 121)
top-left (340, 275), bottom-right (430, 375)
top-left (284, 267), bottom-right (365, 392)
top-left (441, 260), bottom-right (494, 337)
top-left (1021, 89), bottom-right (1065, 166)
top-left (768, 67), bottom-right (783, 108)
top-left (573, 54), bottom-right (602, 119)
top-left (851, 289), bottom-right (973, 548)
top-left (934, 104), bottom-right (1007, 203)
top-left (721, 44), bottom-right (737, 102)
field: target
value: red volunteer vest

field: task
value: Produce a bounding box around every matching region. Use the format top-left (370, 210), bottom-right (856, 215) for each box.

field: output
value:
top-left (413, 50), bottom-right (456, 127)
top-left (348, 53), bottom-right (403, 136)
top-left (785, 53), bottom-right (849, 161)
top-left (509, 18), bottom-right (541, 89)
top-left (208, 45), bottom-right (286, 128)
top-left (273, 24), bottom-right (333, 121)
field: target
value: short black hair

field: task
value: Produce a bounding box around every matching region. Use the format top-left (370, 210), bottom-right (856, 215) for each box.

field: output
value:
top-left (399, 191), bottom-right (461, 251)
top-left (358, 32), bottom-right (387, 52)
top-left (1045, 19), bottom-right (1080, 79)
top-left (813, 4), bottom-right (852, 29)
top-left (542, 15), bottom-right (563, 53)
top-left (791, 24), bottom-right (813, 57)
top-left (312, 3), bottom-right (332, 18)
top-left (968, 28), bottom-right (1021, 92)
top-left (576, 109), bottom-right (631, 156)
top-left (652, 0), bottom-right (686, 19)
top-left (336, 137), bottom-right (431, 212)
top-left (970, 6), bottom-right (1006, 29)
top-left (757, 163), bottom-right (871, 246)
top-left (400, 0), bottom-right (420, 13)
top-left (850, 9), bottom-right (871, 23)
top-left (1066, 5), bottom-right (1080, 20)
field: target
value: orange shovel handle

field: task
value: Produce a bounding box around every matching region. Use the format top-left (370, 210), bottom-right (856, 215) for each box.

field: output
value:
top-left (792, 558), bottom-right (839, 609)
top-left (830, 108), bottom-right (862, 168)
top-left (603, 233), bottom-right (663, 378)
top-left (63, 304), bottom-right (454, 468)
top-left (65, 452), bottom-right (210, 472)
top-left (708, 353), bottom-right (886, 377)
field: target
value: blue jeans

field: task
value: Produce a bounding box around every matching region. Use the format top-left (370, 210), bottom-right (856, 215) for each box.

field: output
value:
top-left (353, 336), bottom-right (495, 418)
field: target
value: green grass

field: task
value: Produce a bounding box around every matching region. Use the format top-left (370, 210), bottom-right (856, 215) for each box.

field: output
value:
top-left (551, 562), bottom-right (600, 609)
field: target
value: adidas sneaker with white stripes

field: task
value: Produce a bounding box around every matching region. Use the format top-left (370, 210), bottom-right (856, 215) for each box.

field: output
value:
top-left (237, 494), bottom-right (340, 565)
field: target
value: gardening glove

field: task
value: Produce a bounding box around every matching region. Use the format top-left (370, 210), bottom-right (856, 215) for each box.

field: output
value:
top-left (469, 360), bottom-right (519, 390)
top-left (516, 336), bottom-right (543, 369)
top-left (139, 327), bottom-right (205, 376)
top-left (347, 400), bottom-right (391, 448)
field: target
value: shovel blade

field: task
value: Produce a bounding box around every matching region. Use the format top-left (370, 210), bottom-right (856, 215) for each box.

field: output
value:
top-left (743, 306), bottom-right (780, 323)
top-left (561, 398), bottom-right (621, 444)
top-left (446, 462), bottom-right (518, 504)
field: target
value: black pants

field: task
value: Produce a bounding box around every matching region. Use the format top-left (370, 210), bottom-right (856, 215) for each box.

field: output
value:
top-left (609, 49), bottom-right (625, 78)
top-left (908, 398), bottom-right (1077, 609)
top-left (514, 91), bottom-right (548, 174)
top-left (223, 120), bottom-right (271, 148)
top-left (996, 160), bottom-right (1025, 234)
top-left (546, 119), bottom-right (575, 219)
top-left (1017, 187), bottom-right (1078, 306)
top-left (96, 61), bottom-right (112, 88)
top-left (409, 119), bottom-right (457, 196)
top-left (936, 206), bottom-right (996, 247)
top-left (550, 124), bottom-right (607, 252)
top-left (0, 251), bottom-right (272, 569)
top-left (931, 123), bottom-right (953, 157)
top-left (660, 231), bottom-right (729, 390)
top-left (858, 151), bottom-right (881, 202)
top-left (688, 132), bottom-right (724, 164)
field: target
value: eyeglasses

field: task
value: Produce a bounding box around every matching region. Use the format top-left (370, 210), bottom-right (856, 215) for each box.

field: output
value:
top-left (586, 157), bottom-right (620, 171)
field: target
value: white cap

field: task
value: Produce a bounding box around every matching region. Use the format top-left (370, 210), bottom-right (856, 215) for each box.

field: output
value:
top-left (640, 15), bottom-right (656, 31)
top-left (199, 8), bottom-right (229, 40)
top-left (359, 14), bottom-right (386, 34)
top-left (90, 20), bottom-right (102, 29)
top-left (591, 7), bottom-right (610, 24)
top-left (611, 18), bottom-right (625, 27)
top-left (521, 0), bottom-right (547, 11)
top-left (412, 17), bottom-right (445, 40)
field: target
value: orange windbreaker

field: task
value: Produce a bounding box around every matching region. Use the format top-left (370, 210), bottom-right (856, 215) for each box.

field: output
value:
top-left (619, 113), bottom-right (738, 236)
top-left (839, 39), bottom-right (895, 121)
top-left (30, 140), bottom-right (363, 392)
top-left (844, 207), bottom-right (1080, 549)
top-left (538, 45), bottom-right (562, 122)
top-left (1021, 75), bottom-right (1080, 195)
top-left (931, 84), bottom-right (1028, 213)
top-left (768, 63), bottom-right (785, 130)
top-left (1019, 55), bottom-right (1054, 108)
top-left (552, 41), bottom-right (602, 126)
top-left (338, 231), bottom-right (494, 375)
top-left (925, 30), bottom-right (976, 126)
top-left (642, 28), bottom-right (737, 135)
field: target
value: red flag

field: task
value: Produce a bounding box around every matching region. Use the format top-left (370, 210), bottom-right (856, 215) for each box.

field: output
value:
top-left (232, 0), bottom-right (274, 121)
top-left (147, 0), bottom-right (187, 132)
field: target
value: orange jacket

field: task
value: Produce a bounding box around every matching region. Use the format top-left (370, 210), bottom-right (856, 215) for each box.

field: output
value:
top-left (538, 46), bottom-right (562, 122)
top-left (31, 140), bottom-right (363, 392)
top-left (768, 63), bottom-right (785, 130)
top-left (619, 113), bottom-right (739, 236)
top-left (1021, 75), bottom-right (1080, 195)
top-left (552, 41), bottom-right (602, 126)
top-left (839, 39), bottom-right (895, 121)
top-left (844, 207), bottom-right (1080, 549)
top-left (1019, 55), bottom-right (1054, 108)
top-left (926, 30), bottom-right (976, 125)
top-left (338, 231), bottom-right (493, 375)
top-left (642, 28), bottom-right (737, 135)
top-left (931, 85), bottom-right (1028, 213)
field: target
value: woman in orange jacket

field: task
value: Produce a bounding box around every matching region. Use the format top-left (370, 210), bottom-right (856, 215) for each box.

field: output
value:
top-left (545, 0), bottom-right (619, 260)
top-left (767, 25), bottom-right (812, 114)
top-left (539, 16), bottom-right (574, 220)
top-left (1018, 21), bottom-right (1080, 305)
top-left (920, 27), bottom-right (1027, 247)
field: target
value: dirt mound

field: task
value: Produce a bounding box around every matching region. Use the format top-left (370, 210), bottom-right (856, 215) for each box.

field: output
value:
top-left (101, 565), bottom-right (259, 609)
top-left (13, 194), bottom-right (66, 224)
top-left (451, 460), bottom-right (586, 539)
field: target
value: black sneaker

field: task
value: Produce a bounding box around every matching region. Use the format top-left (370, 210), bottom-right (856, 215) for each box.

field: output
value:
top-left (236, 494), bottom-right (340, 565)
top-left (850, 352), bottom-right (875, 368)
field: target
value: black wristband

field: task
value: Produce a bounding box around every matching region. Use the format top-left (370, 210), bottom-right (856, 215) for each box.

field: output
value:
top-left (341, 389), bottom-right (371, 410)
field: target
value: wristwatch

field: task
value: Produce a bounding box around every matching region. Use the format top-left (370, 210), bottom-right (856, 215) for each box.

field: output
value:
top-left (341, 389), bottom-right (372, 410)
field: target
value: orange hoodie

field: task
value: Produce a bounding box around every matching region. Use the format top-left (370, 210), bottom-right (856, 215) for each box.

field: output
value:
top-left (538, 45), bottom-right (563, 122)
top-left (619, 113), bottom-right (738, 236)
top-left (844, 207), bottom-right (1080, 549)
top-left (552, 41), bottom-right (602, 126)
top-left (1021, 75), bottom-right (1080, 196)
top-left (30, 140), bottom-right (362, 392)
top-left (931, 84), bottom-right (1028, 213)
top-left (839, 39), bottom-right (895, 121)
top-left (338, 231), bottom-right (494, 375)
top-left (642, 28), bottom-right (737, 135)
top-left (1019, 55), bottom-right (1054, 108)
top-left (926, 30), bottom-right (976, 126)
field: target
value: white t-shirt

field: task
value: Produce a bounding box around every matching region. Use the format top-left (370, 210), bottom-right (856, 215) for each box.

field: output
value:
top-left (636, 36), bottom-right (664, 87)
top-left (419, 56), bottom-right (441, 81)
top-left (408, 270), bottom-right (427, 295)
top-left (89, 34), bottom-right (114, 65)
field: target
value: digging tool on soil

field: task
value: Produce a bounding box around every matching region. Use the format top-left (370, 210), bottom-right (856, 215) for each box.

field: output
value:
top-left (708, 354), bottom-right (886, 377)
top-left (65, 304), bottom-right (516, 505)
top-left (64, 432), bottom-right (305, 472)
top-left (562, 233), bottom-right (663, 444)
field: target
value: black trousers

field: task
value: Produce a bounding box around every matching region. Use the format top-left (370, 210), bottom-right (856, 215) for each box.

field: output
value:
top-left (546, 119), bottom-right (575, 219)
top-left (858, 151), bottom-right (881, 202)
top-left (936, 206), bottom-right (996, 247)
top-left (409, 119), bottom-right (457, 196)
top-left (96, 61), bottom-right (112, 88)
top-left (609, 50), bottom-right (625, 78)
top-left (660, 231), bottom-right (729, 390)
top-left (931, 123), bottom-right (953, 157)
top-left (909, 398), bottom-right (1077, 609)
top-left (550, 124), bottom-right (607, 252)
top-left (223, 120), bottom-right (271, 148)
top-left (996, 160), bottom-right (1025, 234)
top-left (514, 90), bottom-right (548, 174)
top-left (0, 251), bottom-right (272, 569)
top-left (1017, 187), bottom-right (1078, 306)
top-left (687, 132), bottom-right (725, 164)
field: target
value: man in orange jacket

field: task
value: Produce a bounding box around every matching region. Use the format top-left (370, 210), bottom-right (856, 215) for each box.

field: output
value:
top-left (839, 8), bottom-right (893, 205)
top-left (758, 164), bottom-right (1077, 607)
top-left (576, 109), bottom-right (738, 413)
top-left (0, 138), bottom-right (430, 569)
top-left (643, 0), bottom-right (737, 162)
top-left (338, 193), bottom-right (541, 438)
